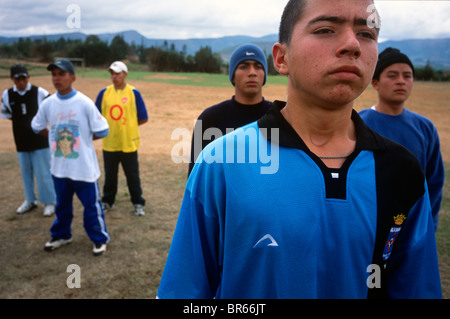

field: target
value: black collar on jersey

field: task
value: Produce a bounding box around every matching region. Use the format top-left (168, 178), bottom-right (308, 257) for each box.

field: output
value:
top-left (258, 100), bottom-right (388, 200)
top-left (258, 100), bottom-right (386, 153)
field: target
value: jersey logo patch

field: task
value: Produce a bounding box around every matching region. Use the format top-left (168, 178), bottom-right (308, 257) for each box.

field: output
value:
top-left (253, 234), bottom-right (278, 248)
top-left (382, 226), bottom-right (401, 261)
top-left (382, 214), bottom-right (407, 261)
top-left (393, 214), bottom-right (407, 225)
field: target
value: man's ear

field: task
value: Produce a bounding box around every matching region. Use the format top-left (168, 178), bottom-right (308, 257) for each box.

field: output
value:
top-left (371, 79), bottom-right (379, 90)
top-left (272, 43), bottom-right (289, 76)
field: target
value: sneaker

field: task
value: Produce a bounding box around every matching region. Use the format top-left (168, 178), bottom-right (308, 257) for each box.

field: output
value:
top-left (101, 202), bottom-right (113, 213)
top-left (43, 204), bottom-right (55, 217)
top-left (44, 237), bottom-right (73, 251)
top-left (134, 204), bottom-right (145, 216)
top-left (16, 200), bottom-right (37, 214)
top-left (93, 243), bottom-right (107, 256)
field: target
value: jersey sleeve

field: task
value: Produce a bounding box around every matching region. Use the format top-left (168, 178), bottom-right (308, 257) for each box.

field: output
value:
top-left (157, 160), bottom-right (224, 299)
top-left (94, 88), bottom-right (106, 114)
top-left (1, 89), bottom-right (12, 119)
top-left (37, 87), bottom-right (50, 105)
top-left (425, 126), bottom-right (445, 230)
top-left (31, 99), bottom-right (49, 133)
top-left (132, 89), bottom-right (148, 121)
top-left (188, 107), bottom-right (220, 176)
top-left (386, 182), bottom-right (442, 298)
top-left (188, 117), bottom-right (204, 176)
top-left (86, 97), bottom-right (109, 134)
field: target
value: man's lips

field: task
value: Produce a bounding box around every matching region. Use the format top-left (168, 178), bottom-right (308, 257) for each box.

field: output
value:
top-left (329, 66), bottom-right (362, 80)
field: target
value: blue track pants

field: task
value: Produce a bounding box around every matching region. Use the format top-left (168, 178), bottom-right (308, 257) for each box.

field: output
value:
top-left (50, 176), bottom-right (110, 245)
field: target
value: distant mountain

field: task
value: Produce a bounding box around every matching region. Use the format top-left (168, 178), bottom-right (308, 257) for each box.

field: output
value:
top-left (121, 31), bottom-right (278, 57)
top-left (1, 30), bottom-right (449, 69)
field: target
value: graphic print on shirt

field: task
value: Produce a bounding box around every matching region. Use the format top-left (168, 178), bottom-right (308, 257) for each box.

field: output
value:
top-left (51, 123), bottom-right (80, 159)
top-left (110, 103), bottom-right (126, 124)
top-left (253, 234), bottom-right (279, 248)
top-left (109, 96), bottom-right (129, 125)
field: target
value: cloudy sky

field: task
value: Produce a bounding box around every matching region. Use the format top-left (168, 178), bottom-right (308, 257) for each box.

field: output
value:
top-left (1, 0), bottom-right (450, 41)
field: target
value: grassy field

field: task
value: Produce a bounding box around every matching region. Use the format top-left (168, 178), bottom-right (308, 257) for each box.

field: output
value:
top-left (0, 68), bottom-right (448, 299)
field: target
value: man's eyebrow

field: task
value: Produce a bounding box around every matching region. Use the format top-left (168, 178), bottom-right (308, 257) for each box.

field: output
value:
top-left (308, 15), bottom-right (372, 27)
top-left (307, 15), bottom-right (379, 33)
top-left (308, 15), bottom-right (346, 26)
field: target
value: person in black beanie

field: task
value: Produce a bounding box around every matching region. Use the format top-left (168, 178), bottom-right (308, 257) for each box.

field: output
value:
top-left (187, 43), bottom-right (272, 175)
top-left (372, 47), bottom-right (415, 80)
top-left (360, 47), bottom-right (444, 231)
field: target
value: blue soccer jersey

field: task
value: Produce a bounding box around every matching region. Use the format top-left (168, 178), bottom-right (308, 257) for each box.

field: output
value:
top-left (157, 101), bottom-right (441, 299)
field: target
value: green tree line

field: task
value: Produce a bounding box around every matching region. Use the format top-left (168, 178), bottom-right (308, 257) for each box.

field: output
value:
top-left (1, 35), bottom-right (447, 80)
top-left (0, 35), bottom-right (133, 66)
top-left (0, 35), bottom-right (224, 73)
top-left (0, 35), bottom-right (278, 76)
top-left (142, 42), bottom-right (222, 73)
top-left (415, 60), bottom-right (450, 82)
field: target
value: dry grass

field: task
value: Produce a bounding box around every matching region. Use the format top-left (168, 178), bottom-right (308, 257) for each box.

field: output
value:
top-left (0, 75), bottom-right (448, 298)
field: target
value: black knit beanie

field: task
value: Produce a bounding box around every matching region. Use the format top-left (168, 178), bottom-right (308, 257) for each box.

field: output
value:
top-left (373, 47), bottom-right (415, 80)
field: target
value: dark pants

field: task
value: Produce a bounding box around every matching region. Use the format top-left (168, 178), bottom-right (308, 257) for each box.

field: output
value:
top-left (102, 150), bottom-right (145, 206)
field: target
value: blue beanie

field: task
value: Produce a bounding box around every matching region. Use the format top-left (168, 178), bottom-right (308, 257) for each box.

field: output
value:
top-left (229, 43), bottom-right (268, 86)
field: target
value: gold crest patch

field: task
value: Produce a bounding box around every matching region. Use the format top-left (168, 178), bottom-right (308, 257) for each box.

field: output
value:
top-left (393, 214), bottom-right (407, 226)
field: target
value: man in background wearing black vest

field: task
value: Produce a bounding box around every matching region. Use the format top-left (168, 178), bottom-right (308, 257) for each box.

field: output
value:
top-left (1, 64), bottom-right (56, 216)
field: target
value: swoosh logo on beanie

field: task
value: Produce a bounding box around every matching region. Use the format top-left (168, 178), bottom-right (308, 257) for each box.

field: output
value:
top-left (246, 52), bottom-right (256, 56)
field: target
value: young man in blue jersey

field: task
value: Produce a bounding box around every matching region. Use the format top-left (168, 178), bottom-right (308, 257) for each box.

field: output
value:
top-left (157, 0), bottom-right (441, 298)
top-left (359, 48), bottom-right (444, 231)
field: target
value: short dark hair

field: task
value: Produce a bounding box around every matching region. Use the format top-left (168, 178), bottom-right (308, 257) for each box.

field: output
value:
top-left (278, 0), bottom-right (378, 46)
top-left (279, 0), bottom-right (306, 45)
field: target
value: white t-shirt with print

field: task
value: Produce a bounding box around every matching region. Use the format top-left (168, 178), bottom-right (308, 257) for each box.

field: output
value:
top-left (32, 90), bottom-right (108, 183)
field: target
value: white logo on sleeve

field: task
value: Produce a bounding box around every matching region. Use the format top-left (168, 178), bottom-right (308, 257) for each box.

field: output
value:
top-left (253, 234), bottom-right (278, 248)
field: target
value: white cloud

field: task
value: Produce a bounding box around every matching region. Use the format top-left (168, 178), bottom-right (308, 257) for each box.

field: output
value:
top-left (78, 0), bottom-right (287, 39)
top-left (375, 0), bottom-right (450, 40)
top-left (0, 0), bottom-right (449, 40)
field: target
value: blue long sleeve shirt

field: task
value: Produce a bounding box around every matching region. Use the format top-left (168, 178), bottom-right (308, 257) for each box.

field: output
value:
top-left (359, 107), bottom-right (444, 230)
